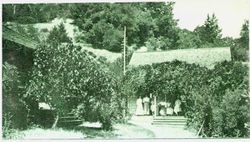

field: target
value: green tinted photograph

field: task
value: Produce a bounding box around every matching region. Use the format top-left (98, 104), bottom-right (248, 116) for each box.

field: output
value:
top-left (2, 0), bottom-right (249, 140)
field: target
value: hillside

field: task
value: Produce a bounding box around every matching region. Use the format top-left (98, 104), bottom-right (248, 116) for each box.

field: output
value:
top-left (5, 18), bottom-right (122, 63)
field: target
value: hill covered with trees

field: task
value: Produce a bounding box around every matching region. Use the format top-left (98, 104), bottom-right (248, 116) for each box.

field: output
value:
top-left (3, 3), bottom-right (249, 61)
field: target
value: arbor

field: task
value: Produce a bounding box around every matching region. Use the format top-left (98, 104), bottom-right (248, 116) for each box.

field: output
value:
top-left (125, 60), bottom-right (249, 137)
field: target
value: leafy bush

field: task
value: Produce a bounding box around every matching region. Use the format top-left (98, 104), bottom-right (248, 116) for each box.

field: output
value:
top-left (212, 88), bottom-right (249, 137)
top-left (145, 36), bottom-right (170, 51)
top-left (26, 43), bottom-right (123, 130)
top-left (3, 63), bottom-right (29, 134)
top-left (125, 60), bottom-right (249, 137)
top-left (3, 113), bottom-right (14, 138)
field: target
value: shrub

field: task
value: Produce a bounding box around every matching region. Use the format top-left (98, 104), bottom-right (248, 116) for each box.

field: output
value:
top-left (125, 60), bottom-right (249, 137)
top-left (212, 88), bottom-right (249, 137)
top-left (26, 43), bottom-right (123, 130)
top-left (2, 63), bottom-right (29, 133)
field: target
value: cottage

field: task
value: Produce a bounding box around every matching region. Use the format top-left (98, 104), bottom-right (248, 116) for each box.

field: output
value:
top-left (128, 47), bottom-right (232, 116)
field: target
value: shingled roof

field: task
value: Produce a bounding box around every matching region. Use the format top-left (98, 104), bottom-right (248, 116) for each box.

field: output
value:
top-left (129, 47), bottom-right (231, 69)
top-left (3, 26), bottom-right (39, 49)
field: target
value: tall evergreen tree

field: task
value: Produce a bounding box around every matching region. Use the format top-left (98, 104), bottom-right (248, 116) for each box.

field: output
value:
top-left (195, 14), bottom-right (222, 46)
top-left (46, 23), bottom-right (72, 46)
top-left (239, 20), bottom-right (249, 48)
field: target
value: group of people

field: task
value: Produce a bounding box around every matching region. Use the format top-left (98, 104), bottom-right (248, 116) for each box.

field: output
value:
top-left (135, 96), bottom-right (151, 115)
top-left (135, 95), bottom-right (182, 116)
top-left (157, 99), bottom-right (182, 116)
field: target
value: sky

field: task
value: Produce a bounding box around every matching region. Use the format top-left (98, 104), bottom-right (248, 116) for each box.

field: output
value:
top-left (171, 0), bottom-right (249, 38)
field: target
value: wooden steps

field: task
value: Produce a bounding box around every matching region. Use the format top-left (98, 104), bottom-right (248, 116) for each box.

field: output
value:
top-left (152, 116), bottom-right (187, 126)
top-left (57, 113), bottom-right (83, 127)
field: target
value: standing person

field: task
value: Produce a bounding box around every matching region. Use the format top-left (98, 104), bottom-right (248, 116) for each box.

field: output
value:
top-left (174, 99), bottom-right (182, 116)
top-left (143, 96), bottom-right (150, 115)
top-left (150, 101), bottom-right (155, 116)
top-left (135, 96), bottom-right (144, 116)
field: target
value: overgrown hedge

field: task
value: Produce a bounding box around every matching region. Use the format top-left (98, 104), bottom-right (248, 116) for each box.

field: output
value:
top-left (26, 43), bottom-right (123, 130)
top-left (125, 60), bottom-right (249, 137)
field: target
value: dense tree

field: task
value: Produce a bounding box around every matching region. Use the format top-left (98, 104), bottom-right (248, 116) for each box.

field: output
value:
top-left (231, 20), bottom-right (249, 61)
top-left (68, 2), bottom-right (179, 52)
top-left (176, 29), bottom-right (202, 49)
top-left (69, 3), bottom-right (136, 52)
top-left (194, 14), bottom-right (222, 47)
top-left (239, 20), bottom-right (249, 48)
top-left (3, 4), bottom-right (71, 24)
top-left (26, 43), bottom-right (123, 130)
top-left (46, 23), bottom-right (72, 46)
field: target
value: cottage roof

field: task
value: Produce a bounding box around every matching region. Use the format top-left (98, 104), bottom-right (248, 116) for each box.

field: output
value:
top-left (129, 47), bottom-right (231, 69)
top-left (3, 26), bottom-right (38, 49)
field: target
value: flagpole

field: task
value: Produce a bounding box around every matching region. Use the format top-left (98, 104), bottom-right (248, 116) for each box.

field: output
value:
top-left (123, 26), bottom-right (126, 75)
top-left (123, 26), bottom-right (127, 118)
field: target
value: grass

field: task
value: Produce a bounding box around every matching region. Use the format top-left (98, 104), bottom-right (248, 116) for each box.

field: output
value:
top-left (3, 122), bottom-right (155, 140)
top-left (4, 127), bottom-right (85, 140)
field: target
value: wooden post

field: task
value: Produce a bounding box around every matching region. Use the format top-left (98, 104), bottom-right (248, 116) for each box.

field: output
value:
top-left (123, 26), bottom-right (127, 118)
top-left (154, 95), bottom-right (157, 117)
top-left (123, 26), bottom-right (126, 75)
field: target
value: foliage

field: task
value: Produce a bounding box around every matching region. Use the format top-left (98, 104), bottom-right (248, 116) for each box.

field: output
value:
top-left (69, 2), bottom-right (179, 52)
top-left (107, 48), bottom-right (134, 119)
top-left (3, 4), bottom-right (71, 24)
top-left (26, 43), bottom-right (123, 130)
top-left (145, 36), bottom-right (171, 51)
top-left (176, 29), bottom-right (202, 49)
top-left (4, 3), bottom-right (238, 53)
top-left (212, 88), bottom-right (249, 137)
top-left (125, 60), bottom-right (249, 137)
top-left (2, 63), bottom-right (29, 131)
top-left (239, 20), bottom-right (249, 49)
top-left (3, 113), bottom-right (14, 139)
top-left (46, 23), bottom-right (72, 46)
top-left (231, 20), bottom-right (249, 61)
top-left (194, 14), bottom-right (222, 46)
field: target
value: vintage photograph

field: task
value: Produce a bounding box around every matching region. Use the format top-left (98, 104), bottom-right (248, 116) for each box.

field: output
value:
top-left (2, 0), bottom-right (249, 140)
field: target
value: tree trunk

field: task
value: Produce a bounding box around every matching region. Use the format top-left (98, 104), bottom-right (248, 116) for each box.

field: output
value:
top-left (52, 114), bottom-right (59, 129)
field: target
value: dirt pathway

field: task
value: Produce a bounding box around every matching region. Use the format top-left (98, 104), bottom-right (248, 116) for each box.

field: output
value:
top-left (7, 116), bottom-right (196, 140)
top-left (113, 123), bottom-right (155, 139)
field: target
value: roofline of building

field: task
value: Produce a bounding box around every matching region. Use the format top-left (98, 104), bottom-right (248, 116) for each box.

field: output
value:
top-left (3, 25), bottom-right (39, 50)
top-left (134, 47), bottom-right (231, 54)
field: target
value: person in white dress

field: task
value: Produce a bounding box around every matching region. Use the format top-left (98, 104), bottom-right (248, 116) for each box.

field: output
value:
top-left (159, 101), bottom-right (167, 116)
top-left (150, 101), bottom-right (155, 115)
top-left (143, 96), bottom-right (150, 115)
top-left (174, 99), bottom-right (182, 115)
top-left (166, 102), bottom-right (173, 116)
top-left (135, 96), bottom-right (144, 115)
